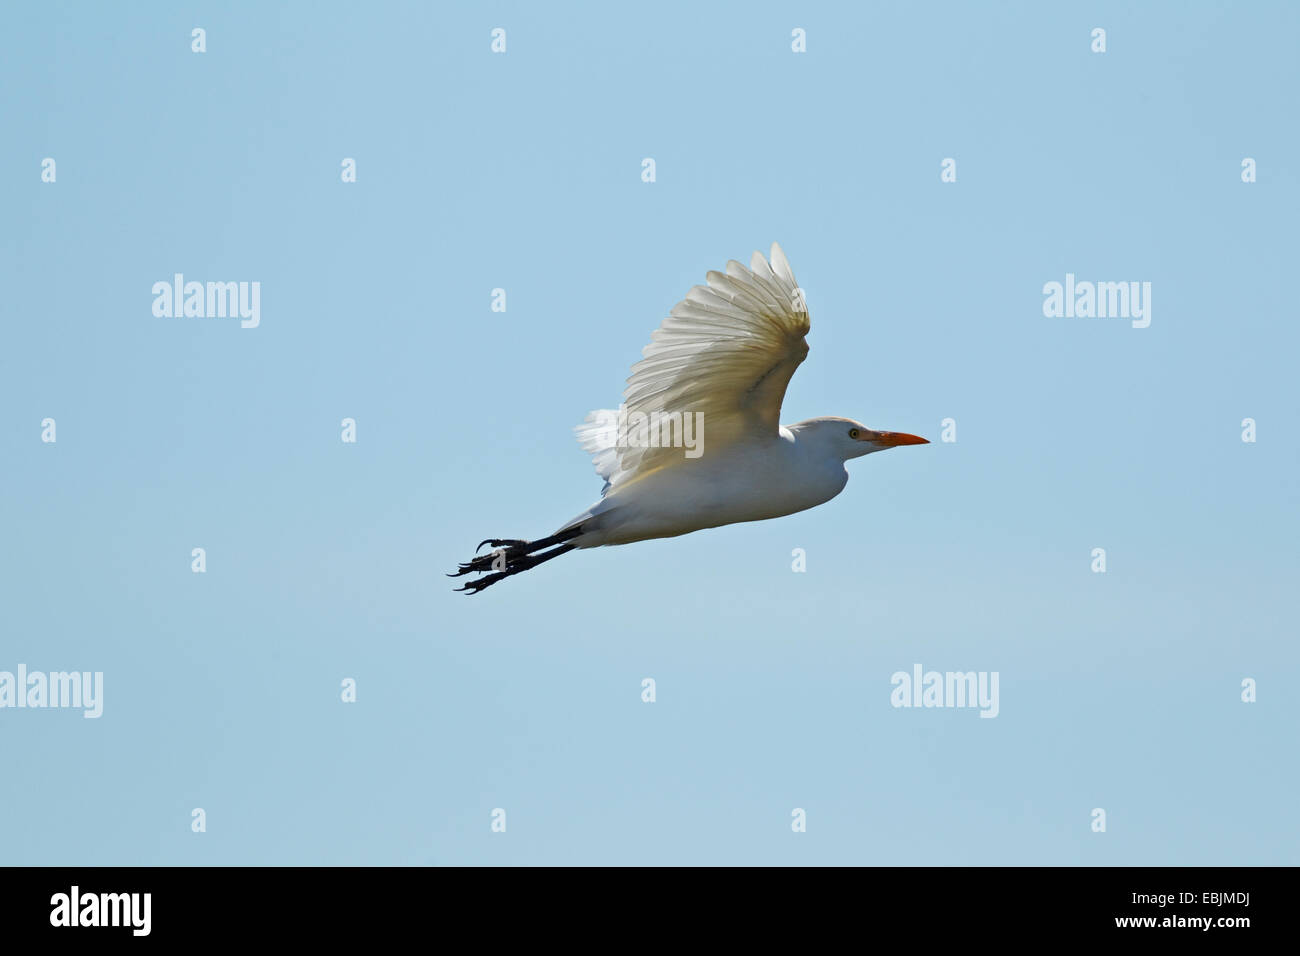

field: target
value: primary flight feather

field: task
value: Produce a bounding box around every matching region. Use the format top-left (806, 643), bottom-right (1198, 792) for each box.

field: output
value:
top-left (452, 243), bottom-right (928, 592)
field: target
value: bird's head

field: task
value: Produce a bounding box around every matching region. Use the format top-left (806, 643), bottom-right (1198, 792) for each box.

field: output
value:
top-left (791, 416), bottom-right (930, 462)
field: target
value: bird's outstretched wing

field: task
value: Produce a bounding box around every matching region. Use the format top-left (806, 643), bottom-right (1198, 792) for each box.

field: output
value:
top-left (576, 243), bottom-right (810, 494)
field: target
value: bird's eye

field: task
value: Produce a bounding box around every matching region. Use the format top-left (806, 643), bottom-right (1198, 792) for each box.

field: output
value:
top-left (848, 428), bottom-right (860, 440)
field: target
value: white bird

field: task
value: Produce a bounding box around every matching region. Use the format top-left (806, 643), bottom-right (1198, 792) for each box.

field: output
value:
top-left (453, 243), bottom-right (928, 593)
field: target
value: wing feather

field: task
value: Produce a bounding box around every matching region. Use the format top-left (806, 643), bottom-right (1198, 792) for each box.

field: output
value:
top-left (576, 243), bottom-right (810, 493)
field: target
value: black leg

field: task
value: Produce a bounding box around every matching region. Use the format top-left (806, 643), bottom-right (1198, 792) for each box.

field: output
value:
top-left (450, 526), bottom-right (584, 578)
top-left (454, 544), bottom-right (576, 594)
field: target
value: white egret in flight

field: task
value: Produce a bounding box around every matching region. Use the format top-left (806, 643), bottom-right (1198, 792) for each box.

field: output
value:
top-left (453, 243), bottom-right (928, 592)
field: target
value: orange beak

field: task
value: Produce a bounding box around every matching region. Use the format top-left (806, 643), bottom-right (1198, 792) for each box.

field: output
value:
top-left (870, 431), bottom-right (929, 447)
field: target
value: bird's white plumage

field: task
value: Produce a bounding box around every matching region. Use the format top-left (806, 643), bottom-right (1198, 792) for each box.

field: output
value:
top-left (455, 242), bottom-right (928, 589)
top-left (576, 243), bottom-right (810, 494)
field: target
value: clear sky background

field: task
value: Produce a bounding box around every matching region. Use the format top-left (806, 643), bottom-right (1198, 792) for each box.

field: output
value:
top-left (2, 1), bottom-right (1296, 865)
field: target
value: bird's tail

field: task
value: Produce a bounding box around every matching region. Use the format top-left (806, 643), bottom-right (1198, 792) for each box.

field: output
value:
top-left (449, 525), bottom-right (584, 594)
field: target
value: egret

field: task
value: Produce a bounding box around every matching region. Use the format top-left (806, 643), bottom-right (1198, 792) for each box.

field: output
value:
top-left (452, 243), bottom-right (928, 593)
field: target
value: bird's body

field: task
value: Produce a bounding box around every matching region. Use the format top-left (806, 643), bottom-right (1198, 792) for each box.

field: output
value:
top-left (567, 422), bottom-right (850, 547)
top-left (453, 244), bottom-right (928, 592)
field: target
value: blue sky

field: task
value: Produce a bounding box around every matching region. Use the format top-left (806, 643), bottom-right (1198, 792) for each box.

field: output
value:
top-left (2, 1), bottom-right (1296, 865)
